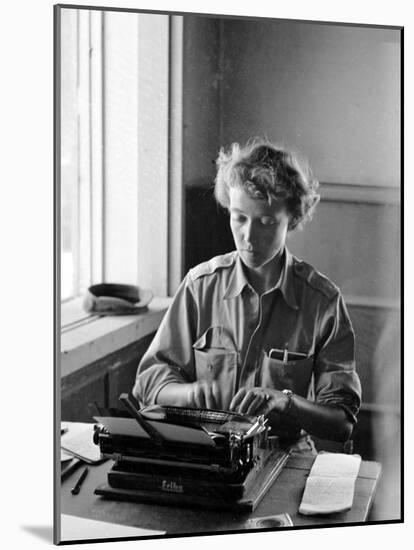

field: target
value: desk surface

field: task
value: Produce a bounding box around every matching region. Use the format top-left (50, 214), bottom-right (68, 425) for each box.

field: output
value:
top-left (60, 453), bottom-right (381, 539)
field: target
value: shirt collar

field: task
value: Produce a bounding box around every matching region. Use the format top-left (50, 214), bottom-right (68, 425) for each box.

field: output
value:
top-left (279, 248), bottom-right (299, 310)
top-left (223, 248), bottom-right (299, 310)
top-left (223, 254), bottom-right (249, 300)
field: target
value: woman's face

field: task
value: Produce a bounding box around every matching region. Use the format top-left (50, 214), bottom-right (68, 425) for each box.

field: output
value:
top-left (229, 186), bottom-right (290, 271)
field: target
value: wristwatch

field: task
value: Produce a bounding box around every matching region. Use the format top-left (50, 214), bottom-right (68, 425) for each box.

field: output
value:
top-left (282, 389), bottom-right (294, 414)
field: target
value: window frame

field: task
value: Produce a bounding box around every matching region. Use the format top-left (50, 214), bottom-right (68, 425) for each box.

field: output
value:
top-left (60, 8), bottom-right (182, 309)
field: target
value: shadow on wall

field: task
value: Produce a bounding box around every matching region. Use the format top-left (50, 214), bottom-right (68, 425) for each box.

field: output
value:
top-left (185, 186), bottom-right (234, 272)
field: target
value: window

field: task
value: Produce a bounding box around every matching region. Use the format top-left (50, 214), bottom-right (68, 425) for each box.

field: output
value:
top-left (59, 8), bottom-right (178, 302)
top-left (61, 9), bottom-right (101, 300)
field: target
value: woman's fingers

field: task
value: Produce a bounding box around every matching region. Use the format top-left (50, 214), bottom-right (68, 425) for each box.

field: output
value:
top-left (236, 391), bottom-right (257, 414)
top-left (192, 383), bottom-right (275, 413)
top-left (210, 381), bottom-right (220, 410)
top-left (230, 388), bottom-right (272, 414)
top-left (192, 383), bottom-right (206, 408)
top-left (229, 387), bottom-right (247, 411)
top-left (204, 384), bottom-right (216, 409)
top-left (239, 391), bottom-right (268, 414)
top-left (245, 393), bottom-right (267, 415)
top-left (191, 381), bottom-right (220, 409)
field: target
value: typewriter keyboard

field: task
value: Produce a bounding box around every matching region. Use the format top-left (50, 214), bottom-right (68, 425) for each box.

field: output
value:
top-left (162, 406), bottom-right (237, 425)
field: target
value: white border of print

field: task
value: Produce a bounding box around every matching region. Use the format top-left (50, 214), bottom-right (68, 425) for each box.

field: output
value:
top-left (1, 1), bottom-right (409, 549)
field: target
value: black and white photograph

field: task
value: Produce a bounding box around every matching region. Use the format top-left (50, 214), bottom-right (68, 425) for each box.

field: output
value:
top-left (54, 2), bottom-right (403, 545)
top-left (2, 0), bottom-right (411, 548)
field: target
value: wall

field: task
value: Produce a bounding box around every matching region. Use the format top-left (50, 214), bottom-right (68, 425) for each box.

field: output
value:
top-left (220, 20), bottom-right (400, 188)
top-left (287, 198), bottom-right (400, 300)
top-left (220, 19), bottom-right (401, 302)
top-left (182, 16), bottom-right (221, 189)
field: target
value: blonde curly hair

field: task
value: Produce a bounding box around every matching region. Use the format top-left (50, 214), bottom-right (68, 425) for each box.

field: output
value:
top-left (214, 139), bottom-right (320, 230)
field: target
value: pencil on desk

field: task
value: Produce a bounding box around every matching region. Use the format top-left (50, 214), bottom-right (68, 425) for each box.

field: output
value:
top-left (71, 466), bottom-right (89, 495)
top-left (61, 457), bottom-right (82, 481)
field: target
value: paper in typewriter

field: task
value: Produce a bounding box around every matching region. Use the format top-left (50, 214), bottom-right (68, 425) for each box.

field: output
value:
top-left (299, 452), bottom-right (361, 515)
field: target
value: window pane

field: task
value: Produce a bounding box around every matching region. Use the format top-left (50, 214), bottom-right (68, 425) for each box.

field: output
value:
top-left (61, 9), bottom-right (79, 300)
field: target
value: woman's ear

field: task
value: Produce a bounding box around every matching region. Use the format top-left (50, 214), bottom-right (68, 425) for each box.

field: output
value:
top-left (286, 212), bottom-right (294, 232)
top-left (287, 216), bottom-right (301, 232)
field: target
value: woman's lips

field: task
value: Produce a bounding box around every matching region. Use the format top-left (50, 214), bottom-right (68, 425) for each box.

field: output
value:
top-left (242, 247), bottom-right (259, 256)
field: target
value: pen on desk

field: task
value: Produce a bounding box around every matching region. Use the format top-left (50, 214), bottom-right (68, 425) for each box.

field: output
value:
top-left (71, 466), bottom-right (89, 495)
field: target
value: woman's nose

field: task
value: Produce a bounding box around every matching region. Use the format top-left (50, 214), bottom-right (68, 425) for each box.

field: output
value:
top-left (243, 221), bottom-right (256, 244)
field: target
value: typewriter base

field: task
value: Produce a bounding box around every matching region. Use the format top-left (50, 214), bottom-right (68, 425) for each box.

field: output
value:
top-left (95, 449), bottom-right (290, 512)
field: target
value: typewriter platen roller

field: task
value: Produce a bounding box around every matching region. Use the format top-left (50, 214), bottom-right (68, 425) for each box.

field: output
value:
top-left (93, 393), bottom-right (290, 511)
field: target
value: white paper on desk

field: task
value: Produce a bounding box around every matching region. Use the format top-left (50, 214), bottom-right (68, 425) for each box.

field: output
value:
top-left (61, 449), bottom-right (74, 462)
top-left (60, 514), bottom-right (165, 541)
top-left (61, 425), bottom-right (102, 463)
top-left (94, 416), bottom-right (216, 447)
top-left (309, 452), bottom-right (361, 478)
top-left (299, 452), bottom-right (361, 515)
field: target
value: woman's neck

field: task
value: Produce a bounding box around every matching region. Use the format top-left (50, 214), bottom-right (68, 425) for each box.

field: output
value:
top-left (245, 250), bottom-right (285, 295)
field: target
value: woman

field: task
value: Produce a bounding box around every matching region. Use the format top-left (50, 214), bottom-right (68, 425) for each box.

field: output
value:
top-left (133, 140), bottom-right (361, 446)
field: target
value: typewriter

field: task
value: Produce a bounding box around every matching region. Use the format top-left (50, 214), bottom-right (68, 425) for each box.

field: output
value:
top-left (93, 393), bottom-right (290, 511)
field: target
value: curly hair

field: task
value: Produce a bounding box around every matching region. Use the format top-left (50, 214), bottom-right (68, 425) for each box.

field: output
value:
top-left (214, 140), bottom-right (320, 230)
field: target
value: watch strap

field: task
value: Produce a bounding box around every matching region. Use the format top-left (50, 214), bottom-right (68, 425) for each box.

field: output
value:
top-left (282, 389), bottom-right (294, 414)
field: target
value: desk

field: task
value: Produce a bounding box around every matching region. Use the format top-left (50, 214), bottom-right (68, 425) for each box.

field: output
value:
top-left (60, 454), bottom-right (381, 538)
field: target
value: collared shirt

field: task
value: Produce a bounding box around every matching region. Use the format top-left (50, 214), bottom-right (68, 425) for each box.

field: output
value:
top-left (134, 248), bottom-right (361, 437)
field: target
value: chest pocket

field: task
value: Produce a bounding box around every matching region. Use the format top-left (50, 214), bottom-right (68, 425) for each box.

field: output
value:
top-left (193, 326), bottom-right (238, 411)
top-left (259, 352), bottom-right (314, 398)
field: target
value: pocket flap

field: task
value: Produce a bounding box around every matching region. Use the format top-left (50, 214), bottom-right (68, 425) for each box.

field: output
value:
top-left (193, 326), bottom-right (236, 351)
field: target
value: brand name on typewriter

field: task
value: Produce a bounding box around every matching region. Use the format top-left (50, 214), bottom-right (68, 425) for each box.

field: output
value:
top-left (161, 479), bottom-right (184, 494)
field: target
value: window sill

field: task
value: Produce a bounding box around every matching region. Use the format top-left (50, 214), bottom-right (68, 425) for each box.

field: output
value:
top-left (60, 296), bottom-right (172, 378)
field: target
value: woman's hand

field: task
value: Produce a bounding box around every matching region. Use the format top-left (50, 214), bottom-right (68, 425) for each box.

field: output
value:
top-left (156, 381), bottom-right (220, 409)
top-left (229, 387), bottom-right (288, 416)
top-left (187, 380), bottom-right (221, 409)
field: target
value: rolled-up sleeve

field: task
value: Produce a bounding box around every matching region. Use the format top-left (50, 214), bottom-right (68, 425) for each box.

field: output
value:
top-left (133, 274), bottom-right (198, 405)
top-left (314, 293), bottom-right (362, 423)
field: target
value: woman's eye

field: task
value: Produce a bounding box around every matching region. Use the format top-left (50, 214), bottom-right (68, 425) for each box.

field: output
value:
top-left (261, 217), bottom-right (277, 226)
top-left (231, 215), bottom-right (245, 224)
